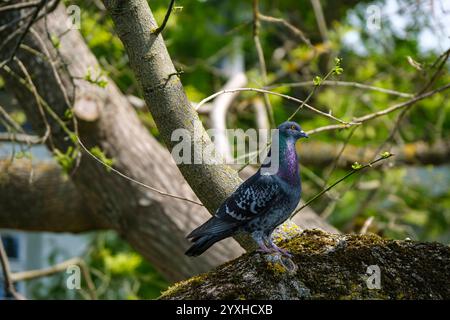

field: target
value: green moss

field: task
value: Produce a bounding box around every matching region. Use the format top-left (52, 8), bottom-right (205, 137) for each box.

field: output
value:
top-left (266, 261), bottom-right (287, 275)
top-left (160, 274), bottom-right (207, 298)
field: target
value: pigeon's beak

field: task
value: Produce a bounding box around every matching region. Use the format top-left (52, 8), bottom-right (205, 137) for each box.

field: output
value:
top-left (300, 130), bottom-right (309, 138)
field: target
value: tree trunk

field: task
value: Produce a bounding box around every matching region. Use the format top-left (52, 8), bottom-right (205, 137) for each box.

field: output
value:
top-left (160, 229), bottom-right (450, 299)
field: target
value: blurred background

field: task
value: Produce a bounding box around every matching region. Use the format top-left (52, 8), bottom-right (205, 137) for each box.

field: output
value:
top-left (0, 0), bottom-right (449, 299)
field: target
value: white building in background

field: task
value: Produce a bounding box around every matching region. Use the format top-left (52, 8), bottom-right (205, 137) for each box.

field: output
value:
top-left (0, 144), bottom-right (89, 299)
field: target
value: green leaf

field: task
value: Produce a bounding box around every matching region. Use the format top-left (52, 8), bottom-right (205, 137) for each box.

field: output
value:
top-left (90, 146), bottom-right (114, 171)
top-left (50, 34), bottom-right (60, 49)
top-left (64, 108), bottom-right (73, 120)
top-left (381, 151), bottom-right (392, 158)
top-left (53, 147), bottom-right (78, 174)
top-left (333, 66), bottom-right (344, 75)
top-left (84, 67), bottom-right (108, 88)
top-left (352, 162), bottom-right (363, 170)
top-left (313, 76), bottom-right (323, 86)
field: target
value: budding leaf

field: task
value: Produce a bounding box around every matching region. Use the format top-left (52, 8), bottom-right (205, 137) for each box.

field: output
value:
top-left (381, 151), bottom-right (392, 158)
top-left (334, 66), bottom-right (344, 75)
top-left (313, 76), bottom-right (323, 86)
top-left (64, 108), bottom-right (73, 120)
top-left (90, 146), bottom-right (114, 171)
top-left (84, 67), bottom-right (108, 88)
top-left (51, 34), bottom-right (60, 49)
top-left (333, 57), bottom-right (343, 75)
top-left (352, 162), bottom-right (363, 170)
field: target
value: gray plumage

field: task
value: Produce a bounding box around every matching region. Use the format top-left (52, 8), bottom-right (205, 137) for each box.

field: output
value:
top-left (186, 121), bottom-right (308, 257)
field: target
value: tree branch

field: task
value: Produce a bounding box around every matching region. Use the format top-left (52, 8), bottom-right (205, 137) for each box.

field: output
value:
top-left (160, 230), bottom-right (450, 299)
top-left (10, 257), bottom-right (97, 300)
top-left (0, 159), bottom-right (110, 232)
top-left (153, 0), bottom-right (175, 35)
top-left (354, 83), bottom-right (450, 123)
top-left (265, 80), bottom-right (414, 98)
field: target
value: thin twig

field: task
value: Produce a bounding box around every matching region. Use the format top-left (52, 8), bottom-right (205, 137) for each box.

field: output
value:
top-left (0, 1), bottom-right (41, 13)
top-left (0, 105), bottom-right (25, 133)
top-left (0, 234), bottom-right (26, 300)
top-left (0, 0), bottom-right (47, 69)
top-left (354, 83), bottom-right (450, 123)
top-left (419, 48), bottom-right (450, 94)
top-left (258, 13), bottom-right (313, 48)
top-left (2, 65), bottom-right (72, 138)
top-left (10, 257), bottom-right (96, 300)
top-left (310, 0), bottom-right (328, 43)
top-left (3, 65), bottom-right (204, 208)
top-left (360, 216), bottom-right (374, 234)
top-left (265, 80), bottom-right (414, 98)
top-left (76, 137), bottom-right (204, 206)
top-left (290, 153), bottom-right (394, 219)
top-left (308, 82), bottom-right (450, 135)
top-left (252, 0), bottom-right (275, 129)
top-left (323, 125), bottom-right (358, 184)
top-left (195, 87), bottom-right (353, 125)
top-left (13, 57), bottom-right (53, 147)
top-left (0, 132), bottom-right (41, 144)
top-left (287, 67), bottom-right (335, 121)
top-left (153, 0), bottom-right (175, 35)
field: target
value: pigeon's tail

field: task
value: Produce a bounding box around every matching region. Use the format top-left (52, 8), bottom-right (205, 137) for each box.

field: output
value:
top-left (185, 233), bottom-right (229, 256)
top-left (185, 217), bottom-right (238, 257)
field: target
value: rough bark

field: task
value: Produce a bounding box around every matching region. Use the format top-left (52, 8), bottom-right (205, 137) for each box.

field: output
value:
top-left (0, 159), bottom-right (108, 232)
top-left (102, 0), bottom-right (242, 214)
top-left (161, 229), bottom-right (450, 300)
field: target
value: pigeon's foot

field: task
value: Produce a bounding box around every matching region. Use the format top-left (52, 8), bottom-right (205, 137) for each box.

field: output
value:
top-left (268, 240), bottom-right (293, 258)
top-left (263, 252), bottom-right (298, 274)
top-left (256, 240), bottom-right (273, 254)
top-left (257, 248), bottom-right (273, 254)
top-left (273, 246), bottom-right (292, 258)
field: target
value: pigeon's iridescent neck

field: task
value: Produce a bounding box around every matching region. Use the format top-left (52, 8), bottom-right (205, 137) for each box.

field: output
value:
top-left (276, 136), bottom-right (300, 185)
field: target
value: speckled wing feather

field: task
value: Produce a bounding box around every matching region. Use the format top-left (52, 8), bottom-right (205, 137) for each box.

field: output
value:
top-left (186, 173), bottom-right (284, 241)
top-left (215, 173), bottom-right (283, 223)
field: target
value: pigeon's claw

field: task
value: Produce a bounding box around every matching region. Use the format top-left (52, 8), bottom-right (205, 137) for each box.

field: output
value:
top-left (273, 245), bottom-right (292, 258)
top-left (256, 238), bottom-right (273, 254)
top-left (268, 239), bottom-right (293, 257)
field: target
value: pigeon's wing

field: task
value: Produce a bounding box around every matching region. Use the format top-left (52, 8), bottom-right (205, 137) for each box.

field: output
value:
top-left (215, 173), bottom-right (283, 223)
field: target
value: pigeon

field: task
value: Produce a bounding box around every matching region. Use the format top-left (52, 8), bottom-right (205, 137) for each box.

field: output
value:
top-left (185, 121), bottom-right (308, 257)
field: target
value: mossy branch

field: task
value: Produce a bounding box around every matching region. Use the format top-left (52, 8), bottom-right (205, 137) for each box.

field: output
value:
top-left (161, 230), bottom-right (450, 300)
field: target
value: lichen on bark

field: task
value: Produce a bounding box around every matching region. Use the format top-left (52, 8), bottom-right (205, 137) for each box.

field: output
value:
top-left (160, 229), bottom-right (450, 300)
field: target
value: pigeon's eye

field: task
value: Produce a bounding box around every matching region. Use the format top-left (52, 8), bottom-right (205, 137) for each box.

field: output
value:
top-left (290, 125), bottom-right (298, 130)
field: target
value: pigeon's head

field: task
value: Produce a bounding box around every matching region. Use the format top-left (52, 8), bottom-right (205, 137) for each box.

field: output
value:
top-left (277, 121), bottom-right (308, 140)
